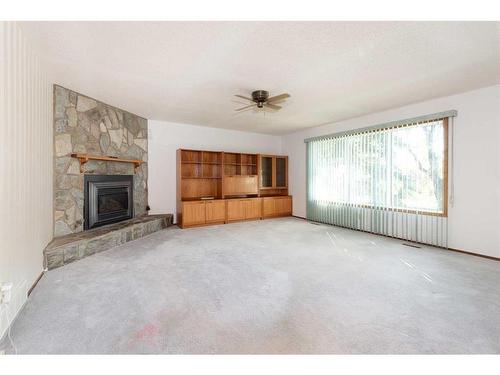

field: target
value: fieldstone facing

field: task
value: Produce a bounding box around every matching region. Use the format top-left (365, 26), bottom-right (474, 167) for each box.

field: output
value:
top-left (134, 138), bottom-right (147, 151)
top-left (54, 210), bottom-right (65, 221)
top-left (53, 85), bottom-right (148, 236)
top-left (54, 221), bottom-right (72, 237)
top-left (44, 214), bottom-right (173, 270)
top-left (76, 96), bottom-right (97, 112)
top-left (67, 107), bottom-right (77, 127)
top-left (55, 134), bottom-right (72, 157)
top-left (109, 128), bottom-right (123, 148)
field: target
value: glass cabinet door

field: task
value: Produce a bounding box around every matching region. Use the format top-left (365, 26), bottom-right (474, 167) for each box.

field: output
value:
top-left (276, 157), bottom-right (287, 187)
top-left (261, 156), bottom-right (273, 188)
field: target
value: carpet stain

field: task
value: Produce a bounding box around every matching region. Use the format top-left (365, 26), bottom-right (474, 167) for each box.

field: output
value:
top-left (134, 323), bottom-right (160, 340)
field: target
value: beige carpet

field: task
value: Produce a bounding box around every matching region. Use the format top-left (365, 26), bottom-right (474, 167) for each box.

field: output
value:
top-left (3, 217), bottom-right (500, 354)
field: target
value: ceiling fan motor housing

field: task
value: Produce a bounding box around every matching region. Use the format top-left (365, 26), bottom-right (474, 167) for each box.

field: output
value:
top-left (252, 90), bottom-right (269, 107)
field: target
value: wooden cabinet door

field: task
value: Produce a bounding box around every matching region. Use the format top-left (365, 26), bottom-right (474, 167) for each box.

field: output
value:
top-left (224, 176), bottom-right (258, 196)
top-left (244, 199), bottom-right (262, 219)
top-left (260, 156), bottom-right (274, 188)
top-left (262, 198), bottom-right (275, 217)
top-left (223, 177), bottom-right (238, 196)
top-left (239, 176), bottom-right (258, 194)
top-left (205, 200), bottom-right (225, 223)
top-left (275, 197), bottom-right (292, 215)
top-left (182, 201), bottom-right (206, 226)
top-left (275, 157), bottom-right (288, 188)
top-left (262, 196), bottom-right (292, 217)
top-left (274, 197), bottom-right (285, 215)
top-left (227, 199), bottom-right (245, 221)
top-left (259, 155), bottom-right (288, 190)
top-left (281, 196), bottom-right (292, 215)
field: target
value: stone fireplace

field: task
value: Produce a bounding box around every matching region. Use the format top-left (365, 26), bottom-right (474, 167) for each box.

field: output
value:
top-left (53, 85), bottom-right (148, 237)
top-left (45, 85), bottom-right (172, 270)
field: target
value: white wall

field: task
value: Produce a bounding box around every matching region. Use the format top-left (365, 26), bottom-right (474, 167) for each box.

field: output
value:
top-left (282, 85), bottom-right (500, 258)
top-left (148, 120), bottom-right (282, 220)
top-left (0, 22), bottom-right (53, 338)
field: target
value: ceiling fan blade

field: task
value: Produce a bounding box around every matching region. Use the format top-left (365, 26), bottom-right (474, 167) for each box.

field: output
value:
top-left (267, 93), bottom-right (290, 103)
top-left (235, 104), bottom-right (257, 111)
top-left (264, 103), bottom-right (282, 110)
top-left (232, 100), bottom-right (250, 106)
top-left (234, 94), bottom-right (254, 102)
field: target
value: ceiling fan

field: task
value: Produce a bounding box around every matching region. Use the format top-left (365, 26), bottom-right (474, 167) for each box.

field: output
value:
top-left (234, 90), bottom-right (290, 111)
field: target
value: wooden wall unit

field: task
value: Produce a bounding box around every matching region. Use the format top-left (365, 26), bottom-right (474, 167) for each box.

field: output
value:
top-left (177, 148), bottom-right (292, 228)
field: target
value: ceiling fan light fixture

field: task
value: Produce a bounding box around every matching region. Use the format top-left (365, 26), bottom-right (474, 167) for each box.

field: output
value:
top-left (251, 90), bottom-right (269, 102)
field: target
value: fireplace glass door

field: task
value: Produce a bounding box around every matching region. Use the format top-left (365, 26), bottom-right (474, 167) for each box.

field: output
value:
top-left (98, 188), bottom-right (129, 217)
top-left (84, 175), bottom-right (134, 230)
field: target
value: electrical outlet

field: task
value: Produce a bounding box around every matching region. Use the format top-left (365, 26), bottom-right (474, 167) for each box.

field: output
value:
top-left (0, 282), bottom-right (13, 305)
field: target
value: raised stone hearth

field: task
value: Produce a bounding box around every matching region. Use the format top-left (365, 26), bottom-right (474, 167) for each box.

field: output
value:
top-left (44, 214), bottom-right (173, 270)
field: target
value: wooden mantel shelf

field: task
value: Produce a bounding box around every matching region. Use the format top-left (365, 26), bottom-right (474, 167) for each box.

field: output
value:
top-left (70, 153), bottom-right (144, 173)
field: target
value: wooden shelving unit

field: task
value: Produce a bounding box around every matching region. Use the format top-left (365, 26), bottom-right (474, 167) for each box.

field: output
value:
top-left (177, 150), bottom-right (222, 202)
top-left (176, 148), bottom-right (291, 228)
top-left (70, 153), bottom-right (144, 173)
top-left (222, 152), bottom-right (258, 196)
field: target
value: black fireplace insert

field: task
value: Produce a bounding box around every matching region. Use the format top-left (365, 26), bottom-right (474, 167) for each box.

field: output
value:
top-left (84, 174), bottom-right (134, 230)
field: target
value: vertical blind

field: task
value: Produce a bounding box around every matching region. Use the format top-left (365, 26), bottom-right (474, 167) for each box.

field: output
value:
top-left (306, 113), bottom-right (455, 247)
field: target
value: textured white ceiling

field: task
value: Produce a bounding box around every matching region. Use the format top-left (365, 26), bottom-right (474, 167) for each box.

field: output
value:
top-left (19, 21), bottom-right (500, 134)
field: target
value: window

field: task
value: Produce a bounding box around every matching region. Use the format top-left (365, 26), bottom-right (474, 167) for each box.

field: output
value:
top-left (306, 117), bottom-right (450, 246)
top-left (308, 119), bottom-right (448, 215)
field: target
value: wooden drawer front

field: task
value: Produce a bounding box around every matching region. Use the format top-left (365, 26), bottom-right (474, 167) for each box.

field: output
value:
top-left (182, 201), bottom-right (206, 226)
top-left (205, 200), bottom-right (225, 222)
top-left (244, 198), bottom-right (262, 219)
top-left (227, 199), bottom-right (246, 221)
